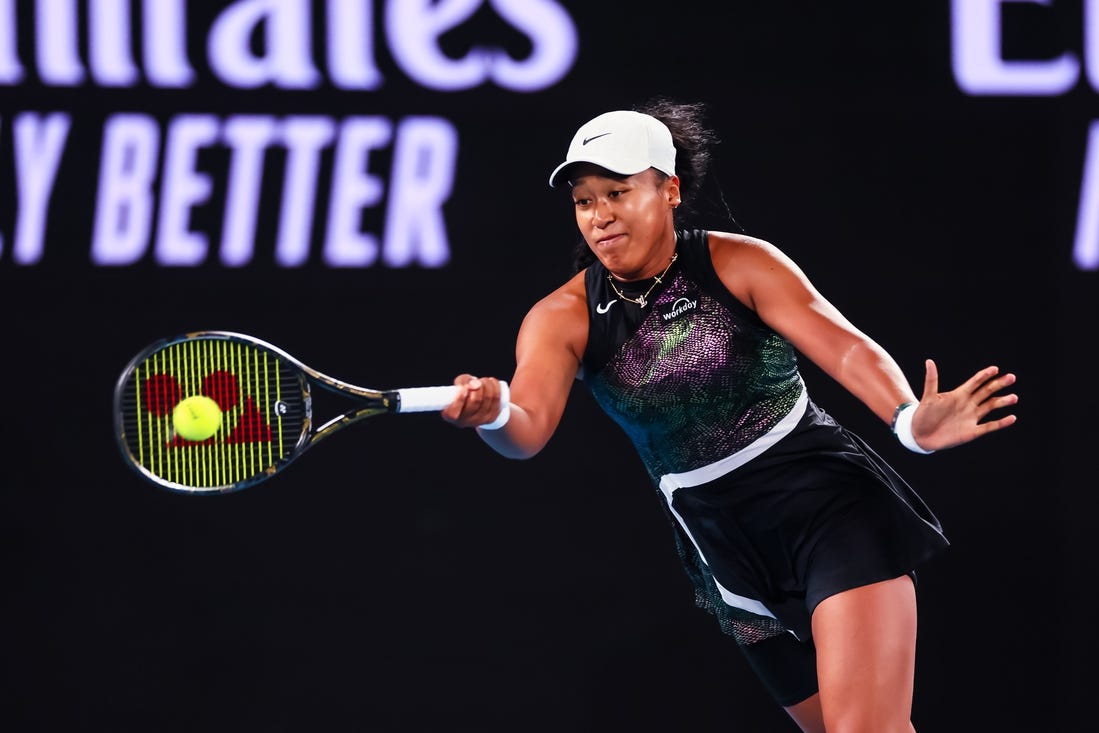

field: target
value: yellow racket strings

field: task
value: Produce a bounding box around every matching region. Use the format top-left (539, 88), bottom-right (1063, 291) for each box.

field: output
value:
top-left (128, 339), bottom-right (289, 489)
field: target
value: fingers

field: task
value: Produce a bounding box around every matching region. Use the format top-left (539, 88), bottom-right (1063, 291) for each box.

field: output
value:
top-left (981, 373), bottom-right (1016, 401)
top-left (969, 368), bottom-right (1019, 436)
top-left (459, 376), bottom-right (491, 421)
top-left (920, 358), bottom-right (939, 400)
top-left (976, 389), bottom-right (1019, 424)
top-left (442, 375), bottom-right (505, 428)
top-left (941, 365), bottom-right (1018, 409)
top-left (962, 365), bottom-right (1007, 394)
top-left (978, 413), bottom-right (1018, 435)
top-left (441, 374), bottom-right (478, 424)
top-left (968, 370), bottom-right (1018, 424)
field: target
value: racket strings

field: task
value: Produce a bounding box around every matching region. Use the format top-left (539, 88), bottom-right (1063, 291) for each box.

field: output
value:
top-left (119, 338), bottom-right (307, 490)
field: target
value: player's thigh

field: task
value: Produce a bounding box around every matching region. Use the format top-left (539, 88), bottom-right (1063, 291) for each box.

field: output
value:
top-left (811, 576), bottom-right (917, 716)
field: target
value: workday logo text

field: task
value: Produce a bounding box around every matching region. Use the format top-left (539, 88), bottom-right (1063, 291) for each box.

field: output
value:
top-left (661, 297), bottom-right (698, 322)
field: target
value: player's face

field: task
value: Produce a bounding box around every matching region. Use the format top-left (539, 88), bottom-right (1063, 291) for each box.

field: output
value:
top-left (569, 166), bottom-right (680, 280)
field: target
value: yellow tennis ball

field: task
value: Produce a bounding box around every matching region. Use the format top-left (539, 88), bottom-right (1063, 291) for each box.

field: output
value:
top-left (173, 395), bottom-right (223, 442)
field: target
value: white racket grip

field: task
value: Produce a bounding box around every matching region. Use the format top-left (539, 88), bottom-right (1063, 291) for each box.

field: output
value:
top-left (396, 381), bottom-right (511, 430)
top-left (396, 385), bottom-right (461, 412)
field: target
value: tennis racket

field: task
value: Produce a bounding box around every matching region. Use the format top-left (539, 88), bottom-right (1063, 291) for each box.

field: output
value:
top-left (113, 331), bottom-right (509, 494)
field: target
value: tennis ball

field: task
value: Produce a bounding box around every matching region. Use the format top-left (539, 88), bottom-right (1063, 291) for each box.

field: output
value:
top-left (173, 395), bottom-right (223, 442)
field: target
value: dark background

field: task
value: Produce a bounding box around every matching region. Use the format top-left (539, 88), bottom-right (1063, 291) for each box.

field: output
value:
top-left (2, 2), bottom-right (1095, 731)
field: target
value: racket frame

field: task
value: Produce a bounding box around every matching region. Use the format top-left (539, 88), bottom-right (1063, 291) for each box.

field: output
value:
top-left (113, 331), bottom-right (469, 494)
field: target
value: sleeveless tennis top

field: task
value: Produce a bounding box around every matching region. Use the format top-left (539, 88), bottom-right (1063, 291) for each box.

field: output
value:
top-left (582, 228), bottom-right (806, 482)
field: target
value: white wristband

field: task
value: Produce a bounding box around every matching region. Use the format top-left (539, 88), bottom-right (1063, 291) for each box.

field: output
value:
top-left (891, 402), bottom-right (934, 454)
top-left (477, 381), bottom-right (510, 431)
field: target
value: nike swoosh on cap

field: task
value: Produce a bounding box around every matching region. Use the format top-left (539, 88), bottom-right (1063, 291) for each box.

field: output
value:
top-left (582, 133), bottom-right (611, 145)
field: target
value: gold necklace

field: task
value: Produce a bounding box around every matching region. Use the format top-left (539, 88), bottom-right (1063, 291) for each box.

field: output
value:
top-left (606, 252), bottom-right (678, 309)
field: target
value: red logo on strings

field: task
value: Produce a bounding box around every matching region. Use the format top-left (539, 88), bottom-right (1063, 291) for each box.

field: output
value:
top-left (142, 371), bottom-right (272, 445)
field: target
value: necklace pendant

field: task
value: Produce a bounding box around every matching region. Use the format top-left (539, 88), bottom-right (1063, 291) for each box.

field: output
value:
top-left (637, 294), bottom-right (647, 308)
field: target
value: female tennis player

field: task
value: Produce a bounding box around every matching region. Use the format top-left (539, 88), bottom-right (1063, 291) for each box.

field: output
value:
top-left (441, 98), bottom-right (1017, 732)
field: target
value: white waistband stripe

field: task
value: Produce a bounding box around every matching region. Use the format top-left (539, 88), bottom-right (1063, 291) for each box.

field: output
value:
top-left (659, 385), bottom-right (808, 493)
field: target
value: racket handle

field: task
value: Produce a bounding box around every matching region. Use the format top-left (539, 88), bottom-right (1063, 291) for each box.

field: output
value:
top-left (396, 381), bottom-right (511, 429)
top-left (396, 385), bottom-right (461, 412)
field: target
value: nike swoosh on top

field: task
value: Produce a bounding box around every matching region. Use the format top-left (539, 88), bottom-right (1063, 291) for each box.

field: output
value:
top-left (596, 300), bottom-right (618, 314)
top-left (582, 133), bottom-right (611, 145)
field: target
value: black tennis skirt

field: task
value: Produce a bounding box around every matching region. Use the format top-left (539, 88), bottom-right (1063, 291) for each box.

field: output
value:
top-left (667, 398), bottom-right (949, 645)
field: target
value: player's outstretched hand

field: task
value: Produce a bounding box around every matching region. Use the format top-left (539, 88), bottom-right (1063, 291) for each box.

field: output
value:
top-left (911, 359), bottom-right (1018, 451)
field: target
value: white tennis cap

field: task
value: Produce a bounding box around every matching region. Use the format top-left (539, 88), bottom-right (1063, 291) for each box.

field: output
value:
top-left (548, 110), bottom-right (676, 188)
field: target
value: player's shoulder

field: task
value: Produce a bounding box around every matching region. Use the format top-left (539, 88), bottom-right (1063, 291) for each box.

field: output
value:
top-left (706, 229), bottom-right (776, 252)
top-left (706, 230), bottom-right (788, 268)
top-left (518, 271), bottom-right (589, 360)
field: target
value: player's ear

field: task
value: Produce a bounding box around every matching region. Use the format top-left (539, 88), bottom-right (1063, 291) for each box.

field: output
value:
top-left (666, 175), bottom-right (681, 208)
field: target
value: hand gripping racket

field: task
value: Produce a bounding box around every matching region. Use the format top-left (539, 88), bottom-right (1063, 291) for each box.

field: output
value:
top-left (113, 331), bottom-right (509, 494)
